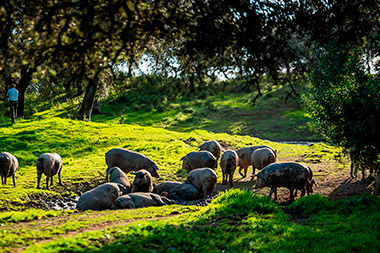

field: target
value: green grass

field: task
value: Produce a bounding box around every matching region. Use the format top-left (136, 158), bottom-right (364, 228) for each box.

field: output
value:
top-left (0, 79), bottom-right (371, 252)
top-left (19, 189), bottom-right (380, 253)
top-left (0, 205), bottom-right (199, 251)
top-left (0, 113), bottom-right (341, 212)
top-left (91, 80), bottom-right (318, 141)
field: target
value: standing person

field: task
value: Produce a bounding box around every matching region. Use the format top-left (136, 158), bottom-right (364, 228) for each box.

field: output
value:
top-left (6, 83), bottom-right (19, 123)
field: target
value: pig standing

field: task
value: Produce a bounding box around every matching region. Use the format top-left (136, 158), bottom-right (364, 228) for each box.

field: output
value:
top-left (254, 162), bottom-right (315, 201)
top-left (105, 148), bottom-right (160, 178)
top-left (198, 140), bottom-right (222, 168)
top-left (250, 147), bottom-right (276, 180)
top-left (220, 150), bottom-right (239, 187)
top-left (36, 153), bottom-right (63, 190)
top-left (181, 151), bottom-right (217, 173)
top-left (186, 168), bottom-right (217, 198)
top-left (350, 145), bottom-right (378, 179)
top-left (0, 152), bottom-right (18, 187)
top-left (237, 145), bottom-right (276, 178)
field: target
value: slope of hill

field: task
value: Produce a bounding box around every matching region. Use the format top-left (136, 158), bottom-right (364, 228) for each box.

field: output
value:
top-left (0, 82), bottom-right (378, 252)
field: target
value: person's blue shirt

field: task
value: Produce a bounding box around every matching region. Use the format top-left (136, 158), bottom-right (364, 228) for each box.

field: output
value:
top-left (6, 87), bottom-right (19, 101)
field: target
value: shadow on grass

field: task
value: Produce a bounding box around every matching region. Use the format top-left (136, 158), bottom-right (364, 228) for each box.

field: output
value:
top-left (91, 88), bottom-right (318, 141)
top-left (328, 177), bottom-right (373, 200)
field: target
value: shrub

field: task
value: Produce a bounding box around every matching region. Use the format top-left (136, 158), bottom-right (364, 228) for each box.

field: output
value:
top-left (288, 194), bottom-right (335, 215)
top-left (206, 189), bottom-right (280, 217)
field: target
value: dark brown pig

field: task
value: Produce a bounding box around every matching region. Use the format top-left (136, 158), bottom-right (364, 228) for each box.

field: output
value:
top-left (186, 168), bottom-right (217, 198)
top-left (250, 147), bottom-right (276, 180)
top-left (181, 151), bottom-right (217, 173)
top-left (198, 140), bottom-right (222, 167)
top-left (254, 162), bottom-right (315, 201)
top-left (105, 148), bottom-right (160, 178)
top-left (36, 153), bottom-right (63, 190)
top-left (237, 145), bottom-right (276, 178)
top-left (114, 192), bottom-right (174, 209)
top-left (153, 181), bottom-right (201, 201)
top-left (77, 182), bottom-right (122, 210)
top-left (350, 145), bottom-right (378, 179)
top-left (106, 166), bottom-right (132, 194)
top-left (0, 152), bottom-right (18, 187)
top-left (220, 150), bottom-right (239, 187)
top-left (131, 169), bottom-right (153, 193)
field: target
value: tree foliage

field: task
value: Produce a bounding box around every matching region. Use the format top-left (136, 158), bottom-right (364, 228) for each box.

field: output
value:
top-left (1, 0), bottom-right (380, 137)
top-left (304, 44), bottom-right (380, 151)
top-left (300, 0), bottom-right (380, 152)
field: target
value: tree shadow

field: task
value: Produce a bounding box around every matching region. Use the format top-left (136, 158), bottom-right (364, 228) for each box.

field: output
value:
top-left (328, 177), bottom-right (373, 200)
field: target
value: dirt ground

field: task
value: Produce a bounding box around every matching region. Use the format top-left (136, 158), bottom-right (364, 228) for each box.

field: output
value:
top-left (215, 168), bottom-right (374, 204)
top-left (216, 140), bottom-right (375, 203)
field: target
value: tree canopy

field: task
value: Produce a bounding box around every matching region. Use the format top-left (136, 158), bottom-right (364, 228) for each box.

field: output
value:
top-left (1, 0), bottom-right (380, 152)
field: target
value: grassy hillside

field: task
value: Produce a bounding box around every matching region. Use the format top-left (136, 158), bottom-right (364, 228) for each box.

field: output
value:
top-left (0, 114), bottom-right (339, 212)
top-left (91, 77), bottom-right (319, 141)
top-left (2, 80), bottom-right (378, 252)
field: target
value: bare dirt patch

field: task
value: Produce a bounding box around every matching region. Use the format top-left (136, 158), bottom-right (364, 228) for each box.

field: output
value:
top-left (215, 166), bottom-right (375, 203)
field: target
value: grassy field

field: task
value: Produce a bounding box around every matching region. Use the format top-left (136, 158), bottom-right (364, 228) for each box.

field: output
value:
top-left (0, 81), bottom-right (378, 252)
top-left (92, 78), bottom-right (318, 141)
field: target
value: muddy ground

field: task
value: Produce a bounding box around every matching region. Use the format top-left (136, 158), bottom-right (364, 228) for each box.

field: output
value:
top-left (37, 167), bottom-right (374, 211)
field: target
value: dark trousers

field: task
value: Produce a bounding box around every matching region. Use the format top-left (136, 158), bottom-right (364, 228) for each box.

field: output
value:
top-left (9, 101), bottom-right (18, 123)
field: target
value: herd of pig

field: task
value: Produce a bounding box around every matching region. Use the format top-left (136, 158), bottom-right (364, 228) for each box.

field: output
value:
top-left (0, 140), bottom-right (324, 210)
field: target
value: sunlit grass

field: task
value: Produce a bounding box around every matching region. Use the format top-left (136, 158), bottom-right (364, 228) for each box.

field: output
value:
top-left (19, 190), bottom-right (380, 253)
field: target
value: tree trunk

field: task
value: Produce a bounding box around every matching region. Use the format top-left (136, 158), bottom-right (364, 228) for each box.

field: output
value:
top-left (195, 65), bottom-right (204, 91)
top-left (77, 77), bottom-right (98, 121)
top-left (17, 67), bottom-right (34, 118)
top-left (189, 72), bottom-right (195, 93)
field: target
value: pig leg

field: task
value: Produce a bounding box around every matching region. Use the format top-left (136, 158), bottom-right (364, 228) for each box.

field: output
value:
top-left (251, 167), bottom-right (256, 180)
top-left (151, 195), bottom-right (167, 206)
top-left (239, 166), bottom-right (248, 178)
top-left (229, 173), bottom-right (234, 187)
top-left (300, 186), bottom-right (306, 197)
top-left (12, 175), bottom-right (16, 187)
top-left (269, 187), bottom-right (278, 200)
top-left (37, 173), bottom-right (42, 189)
top-left (289, 187), bottom-right (294, 201)
top-left (350, 163), bottom-right (354, 178)
top-left (58, 170), bottom-right (64, 186)
top-left (3, 176), bottom-right (6, 185)
top-left (46, 176), bottom-right (50, 190)
top-left (222, 171), bottom-right (227, 185)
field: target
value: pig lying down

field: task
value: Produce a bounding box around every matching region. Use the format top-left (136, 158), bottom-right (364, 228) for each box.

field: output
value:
top-left (153, 181), bottom-right (201, 201)
top-left (114, 192), bottom-right (174, 209)
top-left (77, 182), bottom-right (125, 211)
